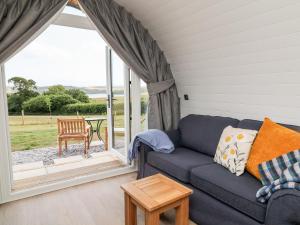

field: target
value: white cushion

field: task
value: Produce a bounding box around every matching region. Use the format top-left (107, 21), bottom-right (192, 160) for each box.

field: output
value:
top-left (214, 126), bottom-right (257, 176)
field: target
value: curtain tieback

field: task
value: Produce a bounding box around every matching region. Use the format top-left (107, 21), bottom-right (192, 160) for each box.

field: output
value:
top-left (147, 79), bottom-right (175, 96)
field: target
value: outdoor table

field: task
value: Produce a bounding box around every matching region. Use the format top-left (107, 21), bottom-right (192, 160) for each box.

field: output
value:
top-left (85, 116), bottom-right (107, 144)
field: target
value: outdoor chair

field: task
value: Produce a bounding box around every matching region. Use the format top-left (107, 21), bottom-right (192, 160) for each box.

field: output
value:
top-left (57, 118), bottom-right (91, 156)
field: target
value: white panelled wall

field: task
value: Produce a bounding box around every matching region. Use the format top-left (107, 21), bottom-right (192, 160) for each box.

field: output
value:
top-left (115, 0), bottom-right (300, 125)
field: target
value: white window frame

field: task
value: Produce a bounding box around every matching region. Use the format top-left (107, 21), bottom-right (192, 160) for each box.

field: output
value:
top-left (131, 71), bottom-right (142, 136)
top-left (0, 9), bottom-right (144, 204)
top-left (105, 47), bottom-right (131, 164)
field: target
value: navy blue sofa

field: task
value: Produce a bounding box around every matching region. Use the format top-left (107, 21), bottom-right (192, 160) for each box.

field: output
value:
top-left (138, 114), bottom-right (300, 225)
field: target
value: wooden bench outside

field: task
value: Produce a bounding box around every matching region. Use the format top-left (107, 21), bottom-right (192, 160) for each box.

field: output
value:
top-left (57, 118), bottom-right (91, 156)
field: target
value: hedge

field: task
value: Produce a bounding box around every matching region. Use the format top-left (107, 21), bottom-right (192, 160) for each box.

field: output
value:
top-left (49, 94), bottom-right (78, 112)
top-left (23, 95), bottom-right (51, 113)
top-left (62, 103), bottom-right (107, 115)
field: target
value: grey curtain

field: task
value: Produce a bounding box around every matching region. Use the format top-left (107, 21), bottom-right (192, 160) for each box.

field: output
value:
top-left (0, 0), bottom-right (180, 130)
top-left (79, 0), bottom-right (180, 130)
top-left (0, 0), bottom-right (68, 64)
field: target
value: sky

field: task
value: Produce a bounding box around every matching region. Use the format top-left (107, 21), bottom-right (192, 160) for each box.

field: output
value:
top-left (5, 6), bottom-right (125, 88)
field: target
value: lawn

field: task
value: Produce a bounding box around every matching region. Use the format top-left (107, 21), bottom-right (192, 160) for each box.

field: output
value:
top-left (8, 95), bottom-right (148, 151)
top-left (9, 115), bottom-right (122, 151)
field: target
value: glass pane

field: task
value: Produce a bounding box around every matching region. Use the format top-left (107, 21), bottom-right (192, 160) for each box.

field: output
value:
top-left (140, 79), bottom-right (148, 131)
top-left (111, 51), bottom-right (126, 155)
top-left (5, 24), bottom-right (110, 190)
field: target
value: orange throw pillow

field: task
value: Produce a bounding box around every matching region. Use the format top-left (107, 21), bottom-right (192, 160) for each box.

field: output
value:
top-left (246, 118), bottom-right (300, 179)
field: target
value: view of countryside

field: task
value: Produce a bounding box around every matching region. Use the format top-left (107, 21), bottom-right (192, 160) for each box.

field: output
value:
top-left (7, 77), bottom-right (148, 165)
top-left (5, 19), bottom-right (148, 168)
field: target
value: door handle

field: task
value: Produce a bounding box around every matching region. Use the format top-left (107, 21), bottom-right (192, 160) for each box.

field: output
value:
top-left (107, 95), bottom-right (111, 108)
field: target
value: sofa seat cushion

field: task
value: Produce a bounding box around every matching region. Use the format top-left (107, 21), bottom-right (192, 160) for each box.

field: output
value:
top-left (190, 164), bottom-right (266, 223)
top-left (147, 147), bottom-right (213, 183)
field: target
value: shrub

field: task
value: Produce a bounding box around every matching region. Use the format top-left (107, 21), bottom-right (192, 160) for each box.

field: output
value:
top-left (66, 89), bottom-right (89, 103)
top-left (62, 103), bottom-right (107, 115)
top-left (23, 95), bottom-right (51, 113)
top-left (7, 94), bottom-right (24, 113)
top-left (49, 94), bottom-right (78, 112)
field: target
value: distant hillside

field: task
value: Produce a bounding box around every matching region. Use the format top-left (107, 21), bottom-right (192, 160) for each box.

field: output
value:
top-left (37, 86), bottom-right (109, 95)
top-left (7, 85), bottom-right (147, 95)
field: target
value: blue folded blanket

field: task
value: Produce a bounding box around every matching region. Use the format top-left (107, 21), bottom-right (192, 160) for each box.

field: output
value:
top-left (128, 129), bottom-right (175, 163)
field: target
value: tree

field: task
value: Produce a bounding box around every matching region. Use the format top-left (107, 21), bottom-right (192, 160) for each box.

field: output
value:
top-left (7, 77), bottom-right (39, 113)
top-left (66, 89), bottom-right (89, 103)
top-left (44, 85), bottom-right (66, 95)
top-left (8, 77), bottom-right (39, 97)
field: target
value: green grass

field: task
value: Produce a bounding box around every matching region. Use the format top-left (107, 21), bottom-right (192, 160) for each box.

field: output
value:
top-left (11, 125), bottom-right (57, 150)
top-left (8, 95), bottom-right (148, 151)
top-left (9, 115), bottom-right (115, 151)
top-left (9, 114), bottom-right (147, 151)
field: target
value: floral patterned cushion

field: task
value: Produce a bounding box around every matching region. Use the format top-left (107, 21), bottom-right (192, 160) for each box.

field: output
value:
top-left (214, 126), bottom-right (258, 176)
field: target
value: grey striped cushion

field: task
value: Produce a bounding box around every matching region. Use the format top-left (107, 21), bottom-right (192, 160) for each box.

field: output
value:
top-left (258, 149), bottom-right (300, 186)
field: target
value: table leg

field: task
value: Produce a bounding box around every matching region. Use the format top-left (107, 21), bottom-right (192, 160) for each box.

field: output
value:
top-left (86, 120), bottom-right (94, 144)
top-left (175, 198), bottom-right (189, 225)
top-left (145, 211), bottom-right (160, 225)
top-left (125, 193), bottom-right (137, 225)
top-left (95, 120), bottom-right (104, 142)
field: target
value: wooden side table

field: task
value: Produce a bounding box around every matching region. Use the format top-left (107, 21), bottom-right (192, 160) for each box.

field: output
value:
top-left (121, 174), bottom-right (193, 225)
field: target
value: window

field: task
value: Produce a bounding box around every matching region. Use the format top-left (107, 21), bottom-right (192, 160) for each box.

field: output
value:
top-left (140, 79), bottom-right (148, 131)
top-left (0, 5), bottom-right (144, 200)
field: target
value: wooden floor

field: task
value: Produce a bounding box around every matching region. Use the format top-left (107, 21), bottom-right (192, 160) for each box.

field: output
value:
top-left (0, 173), bottom-right (196, 225)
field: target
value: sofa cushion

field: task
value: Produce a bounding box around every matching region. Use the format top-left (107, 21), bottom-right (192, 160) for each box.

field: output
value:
top-left (213, 126), bottom-right (258, 176)
top-left (179, 114), bottom-right (240, 156)
top-left (246, 118), bottom-right (300, 179)
top-left (147, 147), bottom-right (213, 183)
top-left (190, 164), bottom-right (266, 223)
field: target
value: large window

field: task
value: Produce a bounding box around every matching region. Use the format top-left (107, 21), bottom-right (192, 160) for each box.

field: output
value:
top-left (3, 6), bottom-right (131, 193)
top-left (0, 5), bottom-right (146, 200)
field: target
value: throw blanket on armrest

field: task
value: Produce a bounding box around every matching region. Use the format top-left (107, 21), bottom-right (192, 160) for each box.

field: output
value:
top-left (128, 129), bottom-right (175, 163)
top-left (256, 162), bottom-right (300, 203)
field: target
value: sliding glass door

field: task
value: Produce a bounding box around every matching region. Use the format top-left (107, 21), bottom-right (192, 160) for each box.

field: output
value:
top-left (106, 47), bottom-right (130, 163)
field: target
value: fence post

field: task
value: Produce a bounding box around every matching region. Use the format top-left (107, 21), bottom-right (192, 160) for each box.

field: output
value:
top-left (21, 110), bottom-right (25, 126)
top-left (49, 112), bottom-right (52, 124)
top-left (77, 111), bottom-right (79, 118)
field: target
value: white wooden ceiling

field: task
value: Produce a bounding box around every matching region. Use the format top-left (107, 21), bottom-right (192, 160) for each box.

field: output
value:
top-left (114, 0), bottom-right (216, 56)
top-left (115, 0), bottom-right (300, 125)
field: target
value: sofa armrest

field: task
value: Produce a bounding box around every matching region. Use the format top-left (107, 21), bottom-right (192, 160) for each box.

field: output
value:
top-left (137, 129), bottom-right (180, 179)
top-left (164, 129), bottom-right (181, 148)
top-left (265, 189), bottom-right (300, 225)
top-left (137, 142), bottom-right (153, 179)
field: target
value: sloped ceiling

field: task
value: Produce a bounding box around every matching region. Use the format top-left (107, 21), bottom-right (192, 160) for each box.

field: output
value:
top-left (114, 0), bottom-right (204, 64)
top-left (114, 0), bottom-right (300, 125)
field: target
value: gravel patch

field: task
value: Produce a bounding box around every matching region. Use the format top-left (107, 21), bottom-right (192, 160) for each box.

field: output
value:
top-left (12, 142), bottom-right (104, 166)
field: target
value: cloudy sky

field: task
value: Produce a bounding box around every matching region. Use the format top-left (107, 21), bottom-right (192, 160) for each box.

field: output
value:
top-left (5, 6), bottom-right (124, 88)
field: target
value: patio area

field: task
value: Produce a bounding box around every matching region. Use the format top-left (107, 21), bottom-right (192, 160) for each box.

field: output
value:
top-left (11, 140), bottom-right (126, 191)
top-left (12, 141), bottom-right (105, 166)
